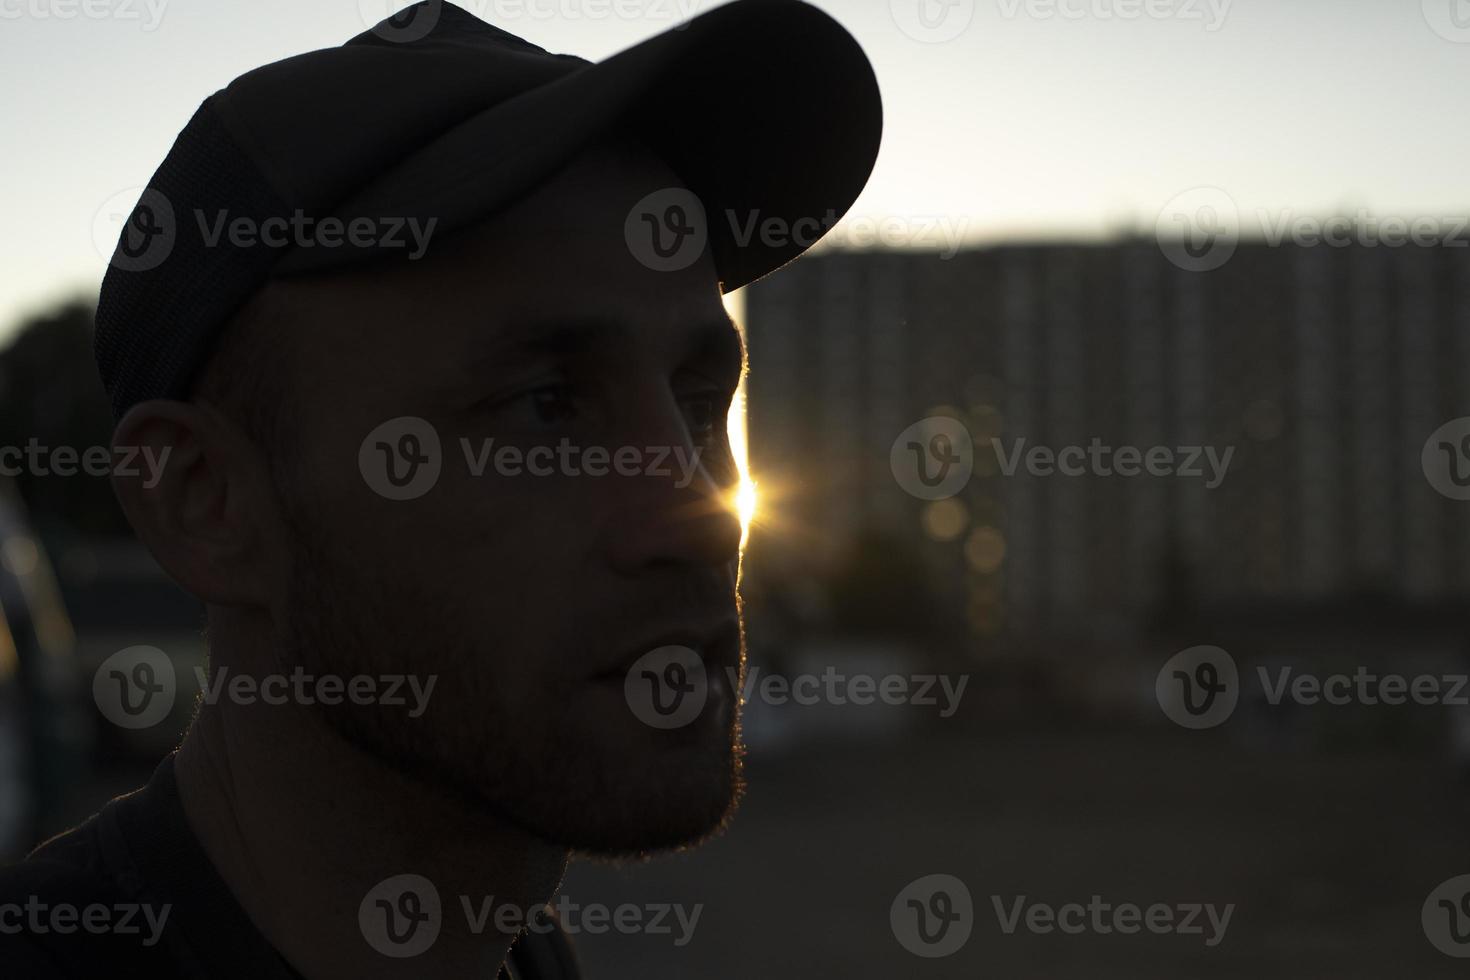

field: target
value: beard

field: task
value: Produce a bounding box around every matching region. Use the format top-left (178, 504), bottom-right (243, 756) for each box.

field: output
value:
top-left (271, 500), bottom-right (746, 857)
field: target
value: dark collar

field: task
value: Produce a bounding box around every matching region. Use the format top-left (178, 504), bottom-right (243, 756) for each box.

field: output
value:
top-left (95, 754), bottom-right (304, 979)
top-left (91, 754), bottom-right (578, 980)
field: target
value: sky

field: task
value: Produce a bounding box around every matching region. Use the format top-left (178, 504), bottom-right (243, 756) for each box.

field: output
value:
top-left (3, 0), bottom-right (1470, 339)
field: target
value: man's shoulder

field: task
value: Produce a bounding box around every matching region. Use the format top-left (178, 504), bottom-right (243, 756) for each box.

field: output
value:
top-left (0, 809), bottom-right (178, 978)
top-left (6, 810), bottom-right (107, 881)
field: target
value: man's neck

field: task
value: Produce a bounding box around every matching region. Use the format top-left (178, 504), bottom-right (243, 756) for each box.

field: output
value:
top-left (174, 662), bottom-right (569, 980)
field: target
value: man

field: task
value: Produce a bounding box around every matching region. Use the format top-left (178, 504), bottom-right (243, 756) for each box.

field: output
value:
top-left (0, 2), bottom-right (880, 976)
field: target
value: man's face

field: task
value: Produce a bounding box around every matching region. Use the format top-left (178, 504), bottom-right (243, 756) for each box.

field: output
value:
top-left (254, 141), bottom-right (747, 855)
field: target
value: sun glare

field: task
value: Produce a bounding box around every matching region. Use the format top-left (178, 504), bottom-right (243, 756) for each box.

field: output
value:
top-left (723, 291), bottom-right (758, 546)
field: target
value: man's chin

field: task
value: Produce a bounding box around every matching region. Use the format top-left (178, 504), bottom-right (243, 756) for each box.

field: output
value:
top-left (311, 674), bottom-right (746, 856)
top-left (361, 715), bottom-right (745, 858)
top-left (499, 678), bottom-right (747, 856)
top-left (513, 735), bottom-right (748, 859)
top-left (568, 755), bottom-right (746, 859)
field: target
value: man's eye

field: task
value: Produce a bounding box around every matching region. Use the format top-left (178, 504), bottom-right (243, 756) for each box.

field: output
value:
top-left (477, 382), bottom-right (584, 428)
top-left (681, 393), bottom-right (724, 443)
top-left (527, 384), bottom-right (579, 423)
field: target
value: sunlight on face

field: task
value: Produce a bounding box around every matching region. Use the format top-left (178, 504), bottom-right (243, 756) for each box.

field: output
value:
top-left (728, 392), bottom-right (758, 544)
top-left (722, 292), bottom-right (757, 546)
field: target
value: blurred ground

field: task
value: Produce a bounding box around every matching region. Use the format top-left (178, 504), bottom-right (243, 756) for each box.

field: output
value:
top-left (562, 728), bottom-right (1470, 979)
top-left (55, 726), bottom-right (1469, 978)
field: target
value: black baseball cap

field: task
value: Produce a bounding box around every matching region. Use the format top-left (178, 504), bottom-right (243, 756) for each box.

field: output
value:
top-left (94, 0), bottom-right (883, 419)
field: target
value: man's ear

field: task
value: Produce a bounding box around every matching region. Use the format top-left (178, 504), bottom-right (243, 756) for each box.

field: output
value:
top-left (110, 399), bottom-right (279, 607)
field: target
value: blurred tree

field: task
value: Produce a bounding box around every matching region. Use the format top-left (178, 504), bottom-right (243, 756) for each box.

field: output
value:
top-left (0, 300), bottom-right (129, 541)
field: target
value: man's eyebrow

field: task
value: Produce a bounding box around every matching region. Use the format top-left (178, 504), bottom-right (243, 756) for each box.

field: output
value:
top-left (469, 314), bottom-right (746, 372)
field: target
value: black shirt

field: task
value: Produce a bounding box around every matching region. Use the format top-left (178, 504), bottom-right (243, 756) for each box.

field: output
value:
top-left (0, 756), bottom-right (579, 979)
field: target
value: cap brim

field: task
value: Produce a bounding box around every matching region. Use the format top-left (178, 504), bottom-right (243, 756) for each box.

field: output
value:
top-left (275, 0), bottom-right (882, 291)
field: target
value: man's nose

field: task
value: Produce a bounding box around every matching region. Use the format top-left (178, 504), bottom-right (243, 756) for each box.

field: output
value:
top-left (602, 400), bottom-right (744, 575)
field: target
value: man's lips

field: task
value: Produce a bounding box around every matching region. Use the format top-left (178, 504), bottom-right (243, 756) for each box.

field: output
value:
top-left (593, 619), bottom-right (742, 682)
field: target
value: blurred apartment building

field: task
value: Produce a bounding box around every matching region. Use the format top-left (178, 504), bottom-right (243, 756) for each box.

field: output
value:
top-left (742, 241), bottom-right (1470, 657)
